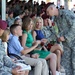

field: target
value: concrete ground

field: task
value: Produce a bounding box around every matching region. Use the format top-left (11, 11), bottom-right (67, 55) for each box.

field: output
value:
top-left (29, 68), bottom-right (66, 75)
top-left (29, 70), bottom-right (34, 75)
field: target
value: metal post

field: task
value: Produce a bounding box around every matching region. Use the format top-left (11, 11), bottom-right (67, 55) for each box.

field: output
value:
top-left (1, 0), bottom-right (6, 20)
top-left (60, 0), bottom-right (64, 6)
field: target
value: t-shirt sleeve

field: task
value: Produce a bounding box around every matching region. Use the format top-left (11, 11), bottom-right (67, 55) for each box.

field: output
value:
top-left (10, 37), bottom-right (24, 53)
top-left (13, 39), bottom-right (24, 52)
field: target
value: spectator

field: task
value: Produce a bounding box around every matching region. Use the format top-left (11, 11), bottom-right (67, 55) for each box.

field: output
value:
top-left (30, 14), bottom-right (36, 20)
top-left (0, 28), bottom-right (10, 54)
top-left (14, 18), bottom-right (22, 26)
top-left (41, 14), bottom-right (63, 71)
top-left (7, 10), bottom-right (14, 27)
top-left (15, 10), bottom-right (25, 26)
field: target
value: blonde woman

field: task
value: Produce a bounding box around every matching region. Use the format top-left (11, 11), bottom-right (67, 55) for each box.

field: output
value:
top-left (32, 17), bottom-right (47, 49)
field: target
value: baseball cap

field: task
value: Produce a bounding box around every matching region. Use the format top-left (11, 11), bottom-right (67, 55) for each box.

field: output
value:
top-left (0, 19), bottom-right (7, 30)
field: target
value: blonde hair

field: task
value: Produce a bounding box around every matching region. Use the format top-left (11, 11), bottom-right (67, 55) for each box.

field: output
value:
top-left (0, 29), bottom-right (10, 42)
top-left (34, 17), bottom-right (43, 30)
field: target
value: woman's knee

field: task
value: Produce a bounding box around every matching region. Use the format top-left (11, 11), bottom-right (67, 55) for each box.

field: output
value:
top-left (55, 50), bottom-right (61, 55)
top-left (50, 53), bottom-right (57, 60)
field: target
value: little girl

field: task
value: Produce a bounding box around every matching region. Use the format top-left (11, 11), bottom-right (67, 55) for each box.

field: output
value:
top-left (0, 28), bottom-right (10, 54)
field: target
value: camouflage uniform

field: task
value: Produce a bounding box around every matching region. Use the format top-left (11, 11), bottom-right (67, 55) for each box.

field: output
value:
top-left (42, 26), bottom-right (55, 42)
top-left (0, 39), bottom-right (17, 75)
top-left (42, 24), bottom-right (63, 49)
top-left (54, 9), bottom-right (75, 75)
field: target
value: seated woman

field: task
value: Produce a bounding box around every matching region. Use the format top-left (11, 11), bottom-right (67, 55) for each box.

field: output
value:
top-left (21, 17), bottom-right (59, 75)
top-left (33, 16), bottom-right (63, 72)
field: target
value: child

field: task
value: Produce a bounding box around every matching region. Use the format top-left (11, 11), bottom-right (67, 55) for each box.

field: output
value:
top-left (0, 28), bottom-right (29, 75)
top-left (0, 28), bottom-right (10, 54)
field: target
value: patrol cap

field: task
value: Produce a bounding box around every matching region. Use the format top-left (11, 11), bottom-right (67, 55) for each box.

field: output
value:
top-left (0, 19), bottom-right (7, 30)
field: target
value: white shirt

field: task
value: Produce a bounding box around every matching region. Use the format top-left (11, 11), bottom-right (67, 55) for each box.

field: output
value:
top-left (2, 42), bottom-right (7, 54)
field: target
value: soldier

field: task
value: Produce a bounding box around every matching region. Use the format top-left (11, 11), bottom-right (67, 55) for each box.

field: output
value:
top-left (0, 19), bottom-right (26, 75)
top-left (45, 2), bottom-right (75, 75)
top-left (41, 14), bottom-right (63, 72)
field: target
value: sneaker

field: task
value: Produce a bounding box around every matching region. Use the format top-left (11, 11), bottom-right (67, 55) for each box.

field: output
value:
top-left (60, 66), bottom-right (65, 73)
top-left (56, 71), bottom-right (60, 75)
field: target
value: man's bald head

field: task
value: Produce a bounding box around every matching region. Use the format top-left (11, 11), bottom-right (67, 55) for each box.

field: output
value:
top-left (46, 2), bottom-right (58, 16)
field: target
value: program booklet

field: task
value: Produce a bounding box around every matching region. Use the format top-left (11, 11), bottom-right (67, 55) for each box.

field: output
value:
top-left (16, 63), bottom-right (31, 71)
